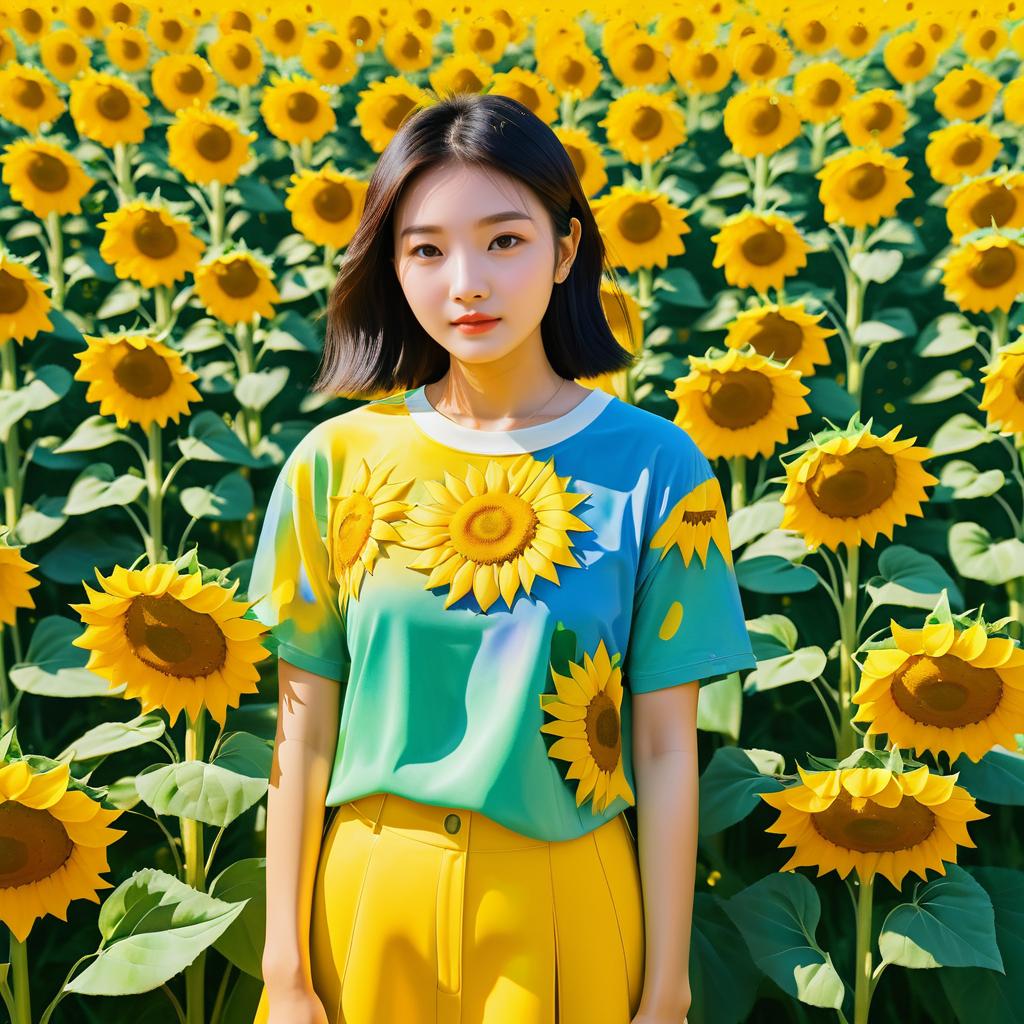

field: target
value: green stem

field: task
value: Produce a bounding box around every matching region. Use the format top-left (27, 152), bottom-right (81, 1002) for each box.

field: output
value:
top-left (9, 933), bottom-right (30, 1024)
top-left (559, 90), bottom-right (577, 128)
top-left (113, 142), bottom-right (136, 202)
top-left (809, 121), bottom-right (827, 172)
top-left (45, 212), bottom-right (65, 310)
top-left (1009, 578), bottom-right (1024, 644)
top-left (989, 306), bottom-right (1009, 362)
top-left (853, 873), bottom-right (876, 1024)
top-left (155, 285), bottom-right (172, 335)
top-left (2, 338), bottom-right (23, 529)
top-left (238, 84), bottom-right (252, 124)
top-left (728, 455), bottom-right (747, 510)
top-left (209, 180), bottom-right (226, 249)
top-left (147, 422), bottom-right (165, 563)
top-left (753, 152), bottom-right (769, 212)
top-left (235, 321), bottom-right (262, 451)
top-left (838, 541), bottom-right (861, 759)
top-left (182, 711), bottom-right (207, 1024)
top-left (209, 962), bottom-right (234, 1024)
top-left (844, 225), bottom-right (867, 407)
top-left (0, 623), bottom-right (10, 740)
top-left (685, 91), bottom-right (703, 135)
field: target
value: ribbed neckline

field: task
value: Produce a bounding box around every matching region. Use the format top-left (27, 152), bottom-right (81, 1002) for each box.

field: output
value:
top-left (403, 384), bottom-right (613, 454)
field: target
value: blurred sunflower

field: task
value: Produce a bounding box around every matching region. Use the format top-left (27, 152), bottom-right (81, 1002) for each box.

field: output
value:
top-left (193, 251), bottom-right (281, 325)
top-left (552, 124), bottom-right (607, 199)
top-left (792, 61), bottom-right (856, 124)
top-left (539, 638), bottom-right (634, 814)
top-left (711, 210), bottom-right (808, 294)
top-left (882, 31), bottom-right (937, 85)
top-left (600, 88), bottom-right (686, 165)
top-left (7, 2), bottom-right (50, 43)
top-left (730, 28), bottom-right (791, 83)
top-left (208, 29), bottom-right (265, 88)
top-left (429, 51), bottom-right (493, 96)
top-left (0, 540), bottom-right (40, 625)
top-left (925, 122), bottom-right (1001, 185)
top-left (167, 105), bottom-right (257, 185)
top-left (151, 53), bottom-right (217, 113)
top-left (779, 419), bottom-right (938, 552)
top-left (104, 24), bottom-right (151, 74)
top-left (817, 144), bottom-right (913, 228)
top-left (536, 38), bottom-right (603, 101)
top-left (723, 84), bottom-right (800, 157)
top-left (0, 253), bottom-right (53, 344)
top-left (355, 76), bottom-right (434, 154)
top-left (946, 171), bottom-right (1024, 241)
top-left (853, 617), bottom-right (1024, 763)
top-left (261, 71), bottom-right (336, 144)
top-left (300, 29), bottom-right (359, 87)
top-left (381, 21), bottom-right (434, 74)
top-left (606, 29), bottom-right (670, 88)
top-left (581, 280), bottom-right (642, 401)
top-left (70, 564), bottom-right (270, 726)
top-left (783, 11), bottom-right (834, 55)
top-left (940, 234), bottom-right (1024, 313)
top-left (102, 0), bottom-right (142, 29)
top-left (258, 11), bottom-right (308, 58)
top-left (0, 760), bottom-right (125, 943)
top-left (666, 348), bottom-right (811, 460)
top-left (841, 89), bottom-right (908, 149)
top-left (149, 12), bottom-right (198, 54)
top-left (331, 4), bottom-right (383, 51)
top-left (39, 28), bottom-right (91, 83)
top-left (760, 760), bottom-right (988, 889)
top-left (98, 198), bottom-right (204, 288)
top-left (0, 30), bottom-right (15, 68)
top-left (1, 138), bottom-right (95, 218)
top-left (918, 14), bottom-right (955, 49)
top-left (979, 333), bottom-right (1024, 434)
top-left (490, 68), bottom-right (559, 125)
top-left (669, 43), bottom-right (732, 95)
top-left (285, 166), bottom-right (369, 248)
top-left (0, 62), bottom-right (65, 134)
top-left (655, 11), bottom-right (713, 51)
top-left (962, 21), bottom-right (1007, 63)
top-left (723, 300), bottom-right (835, 377)
top-left (1004, 77), bottom-right (1024, 125)
top-left (591, 184), bottom-right (691, 273)
top-left (64, 4), bottom-right (104, 38)
top-left (933, 64), bottom-right (1000, 122)
top-left (68, 69), bottom-right (150, 148)
top-left (834, 14), bottom-right (881, 59)
top-left (73, 332), bottom-right (201, 429)
top-left (1013, 22), bottom-right (1024, 58)
top-left (452, 13), bottom-right (511, 64)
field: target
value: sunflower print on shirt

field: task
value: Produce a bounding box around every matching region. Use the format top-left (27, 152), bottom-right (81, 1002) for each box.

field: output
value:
top-left (650, 473), bottom-right (734, 569)
top-left (396, 452), bottom-right (593, 613)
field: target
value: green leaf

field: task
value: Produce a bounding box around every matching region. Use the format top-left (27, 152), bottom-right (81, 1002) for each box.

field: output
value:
top-left (949, 522), bottom-right (1024, 586)
top-left (908, 370), bottom-right (974, 405)
top-left (235, 366), bottom-right (289, 411)
top-left (97, 279), bottom-right (144, 319)
top-left (928, 414), bottom-right (996, 456)
top-left (179, 318), bottom-right (227, 354)
top-left (58, 714), bottom-right (166, 763)
top-left (694, 673), bottom-right (743, 740)
top-left (743, 646), bottom-right (827, 692)
top-left (65, 868), bottom-right (249, 996)
top-left (265, 310), bottom-right (322, 353)
top-left (851, 249), bottom-right (903, 283)
top-left (235, 177), bottom-right (286, 213)
top-left (698, 746), bottom-right (786, 836)
top-left (63, 463), bottom-right (146, 515)
top-left (11, 495), bottom-right (67, 544)
top-left (852, 307), bottom-right (916, 346)
top-left (688, 894), bottom-right (762, 1024)
top-left (53, 415), bottom-right (132, 454)
top-left (178, 411), bottom-right (259, 466)
top-left (735, 555), bottom-right (819, 594)
top-left (0, 365), bottom-right (73, 438)
top-left (209, 858), bottom-right (266, 978)
top-left (37, 527), bottom-right (141, 584)
top-left (939, 460), bottom-right (1005, 500)
top-left (180, 470), bottom-right (254, 521)
top-left (655, 266), bottom-right (708, 307)
top-left (954, 748), bottom-right (1024, 805)
top-left (864, 546), bottom-right (963, 611)
top-left (9, 616), bottom-right (120, 698)
top-left (915, 312), bottom-right (978, 357)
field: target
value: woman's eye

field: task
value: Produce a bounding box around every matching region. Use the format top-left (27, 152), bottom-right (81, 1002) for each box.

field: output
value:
top-left (410, 235), bottom-right (523, 258)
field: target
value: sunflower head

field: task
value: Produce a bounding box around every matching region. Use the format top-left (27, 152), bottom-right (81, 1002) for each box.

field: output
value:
top-left (816, 144), bottom-right (913, 228)
top-left (669, 43), bottom-right (732, 95)
top-left (166, 105), bottom-right (257, 186)
top-left (590, 183), bottom-right (691, 273)
top-left (300, 28), bottom-right (358, 87)
top-left (354, 74), bottom-right (435, 154)
top-left (841, 88), bottom-right (907, 149)
top-left (0, 62), bottom-right (66, 134)
top-left (208, 29), bottom-right (266, 88)
top-left (599, 88), bottom-right (687, 166)
top-left (723, 300), bottom-right (836, 378)
top-left (428, 51), bottom-right (494, 98)
top-left (151, 53), bottom-right (217, 114)
top-left (68, 69), bottom-right (150, 148)
top-left (0, 253), bottom-right (54, 345)
top-left (723, 84), bottom-right (801, 158)
top-left (793, 61), bottom-right (856, 123)
top-left (711, 209), bottom-right (809, 295)
top-left (940, 232), bottom-right (1024, 314)
top-left (882, 30), bottom-right (937, 84)
top-left (193, 249), bottom-right (281, 325)
top-left (0, 536), bottom-right (40, 626)
top-left (924, 122), bottom-right (1001, 186)
top-left (978, 333), bottom-right (1024, 434)
top-left (945, 171), bottom-right (1024, 242)
top-left (104, 24), bottom-right (151, 73)
top-left (260, 71), bottom-right (338, 145)
top-left (933, 64), bottom-right (1000, 122)
top-left (284, 166), bottom-right (370, 249)
top-left (1, 137), bottom-right (96, 219)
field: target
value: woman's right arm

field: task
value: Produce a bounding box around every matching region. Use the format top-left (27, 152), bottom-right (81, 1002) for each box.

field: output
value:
top-left (261, 656), bottom-right (342, 1006)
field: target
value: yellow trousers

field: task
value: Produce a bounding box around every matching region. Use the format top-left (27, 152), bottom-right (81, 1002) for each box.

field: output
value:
top-left (254, 791), bottom-right (645, 1023)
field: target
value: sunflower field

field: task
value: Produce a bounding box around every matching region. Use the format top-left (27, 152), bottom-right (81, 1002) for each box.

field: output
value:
top-left (2, 0), bottom-right (1024, 1022)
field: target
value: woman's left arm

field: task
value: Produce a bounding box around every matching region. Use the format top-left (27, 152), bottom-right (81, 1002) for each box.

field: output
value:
top-left (630, 680), bottom-right (699, 1024)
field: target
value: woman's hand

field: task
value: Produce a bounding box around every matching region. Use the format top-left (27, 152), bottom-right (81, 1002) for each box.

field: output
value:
top-left (266, 978), bottom-right (331, 1024)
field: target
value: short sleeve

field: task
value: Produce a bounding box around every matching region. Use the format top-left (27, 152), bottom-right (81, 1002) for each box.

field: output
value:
top-left (624, 450), bottom-right (756, 694)
top-left (247, 441), bottom-right (350, 682)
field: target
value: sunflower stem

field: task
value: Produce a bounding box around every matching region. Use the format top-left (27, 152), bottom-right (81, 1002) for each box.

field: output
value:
top-left (727, 455), bottom-right (747, 509)
top-left (37, 952), bottom-right (98, 1024)
top-left (843, 226), bottom-right (867, 408)
top-left (44, 211), bottom-right (65, 310)
top-left (2, 339), bottom-right (23, 529)
top-left (752, 153), bottom-right (769, 213)
top-left (209, 961), bottom-right (234, 1024)
top-left (146, 422), bottom-right (166, 563)
top-left (182, 710), bottom-right (207, 1024)
top-left (685, 91), bottom-right (703, 136)
top-left (209, 180), bottom-right (226, 249)
top-left (113, 142), bottom-right (136, 203)
top-left (559, 90), bottom-right (577, 128)
top-left (155, 285), bottom-right (172, 336)
top-left (8, 934), bottom-right (30, 1024)
top-left (235, 321), bottom-right (263, 451)
top-left (988, 307), bottom-right (1009, 362)
top-left (809, 121), bottom-right (827, 172)
top-left (238, 84), bottom-right (252, 125)
top-left (853, 873), bottom-right (876, 1024)
top-left (837, 541), bottom-right (862, 759)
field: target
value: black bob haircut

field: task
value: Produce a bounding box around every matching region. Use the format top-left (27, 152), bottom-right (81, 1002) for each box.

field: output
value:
top-left (312, 90), bottom-right (638, 399)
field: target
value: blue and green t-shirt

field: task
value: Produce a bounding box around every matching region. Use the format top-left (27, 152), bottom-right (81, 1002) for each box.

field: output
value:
top-left (247, 384), bottom-right (756, 842)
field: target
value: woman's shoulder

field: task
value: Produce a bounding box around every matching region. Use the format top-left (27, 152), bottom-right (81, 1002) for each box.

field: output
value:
top-left (602, 395), bottom-right (709, 475)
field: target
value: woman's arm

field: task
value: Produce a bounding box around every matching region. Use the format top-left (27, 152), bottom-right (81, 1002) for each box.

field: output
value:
top-left (630, 681), bottom-right (699, 1023)
top-left (261, 657), bottom-right (343, 994)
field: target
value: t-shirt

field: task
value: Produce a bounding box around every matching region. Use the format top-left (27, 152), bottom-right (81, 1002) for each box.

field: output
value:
top-left (247, 383), bottom-right (757, 842)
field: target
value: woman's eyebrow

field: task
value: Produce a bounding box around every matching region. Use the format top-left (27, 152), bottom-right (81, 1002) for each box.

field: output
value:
top-left (399, 211), bottom-right (533, 238)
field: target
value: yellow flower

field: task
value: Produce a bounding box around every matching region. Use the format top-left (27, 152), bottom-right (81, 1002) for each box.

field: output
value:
top-left (0, 254), bottom-right (53, 345)
top-left (924, 122), bottom-right (1001, 186)
top-left (539, 638), bottom-right (635, 813)
top-left (606, 29), bottom-right (670, 89)
top-left (551, 125), bottom-right (608, 198)
top-left (381, 21), bottom-right (435, 75)
top-left (816, 144), bottom-right (913, 228)
top-left (962, 21), bottom-right (1008, 63)
top-left (669, 43), bottom-right (732, 95)
top-left (0, 138), bottom-right (95, 218)
top-left (841, 89), bottom-right (908, 149)
top-left (70, 564), bottom-right (270, 726)
top-left (933, 64), bottom-right (1000, 122)
top-left (946, 171), bottom-right (1024, 242)
top-left (591, 184), bottom-right (691, 273)
top-left (940, 234), bottom-right (1024, 313)
top-left (490, 68), bottom-right (559, 126)
top-left (452, 12), bottom-right (511, 65)
top-left (853, 618), bottom-right (1024, 763)
top-left (580, 280), bottom-right (642, 401)
top-left (208, 29), bottom-right (265, 89)
top-left (65, 4), bottom-right (104, 38)
top-left (428, 51), bottom-right (493, 97)
top-left (0, 541), bottom-right (40, 625)
top-left (166, 105), bottom-right (257, 185)
top-left (192, 251), bottom-right (281, 325)
top-left (536, 38), bottom-right (603, 101)
top-left (711, 210), bottom-right (808, 295)
top-left (261, 71), bottom-right (336, 145)
top-left (730, 27), bottom-right (791, 84)
top-left (0, 62), bottom-right (66, 134)
top-left (723, 85), bottom-right (801, 158)
top-left (760, 761), bottom-right (988, 889)
top-left (103, 24), bottom-right (151, 74)
top-left (654, 11), bottom-right (714, 51)
top-left (723, 300), bottom-right (835, 378)
top-left (834, 14), bottom-right (881, 59)
top-left (666, 348), bottom-right (811, 460)
top-left (69, 69), bottom-right (150, 148)
top-left (328, 3), bottom-right (383, 51)
top-left (649, 473), bottom-right (733, 569)
top-left (979, 333), bottom-right (1024, 434)
top-left (39, 28), bottom-right (91, 83)
top-left (599, 88), bottom-right (687, 166)
top-left (149, 12), bottom-right (199, 55)
top-left (300, 29), bottom-right (358, 87)
top-left (779, 421), bottom-right (938, 552)
top-left (397, 453), bottom-right (593, 613)
top-left (284, 166), bottom-right (369, 249)
top-left (355, 75), bottom-right (435, 155)
top-left (98, 198), bottom-right (205, 289)
top-left (783, 11), bottom-right (834, 55)
top-left (258, 11), bottom-right (308, 59)
top-left (793, 61), bottom-right (856, 124)
top-left (7, 3), bottom-right (50, 43)
top-left (0, 760), bottom-right (125, 942)
top-left (151, 53), bottom-right (217, 114)
top-left (882, 31), bottom-right (937, 85)
top-left (1005, 77), bottom-right (1024, 125)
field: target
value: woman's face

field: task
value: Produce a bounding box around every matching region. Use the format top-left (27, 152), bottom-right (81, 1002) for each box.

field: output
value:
top-left (391, 161), bottom-right (580, 366)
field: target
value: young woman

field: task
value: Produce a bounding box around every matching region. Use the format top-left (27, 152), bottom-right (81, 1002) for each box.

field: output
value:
top-left (249, 92), bottom-right (755, 1024)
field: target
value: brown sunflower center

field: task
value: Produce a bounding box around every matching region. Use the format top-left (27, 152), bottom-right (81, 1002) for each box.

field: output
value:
top-left (674, 17), bottom-right (695, 42)
top-left (952, 135), bottom-right (984, 166)
top-left (811, 77), bottom-right (841, 106)
top-left (449, 492), bottom-right (538, 565)
top-left (970, 246), bottom-right (1017, 288)
top-left (399, 32), bottom-right (422, 59)
top-left (20, 8), bottom-right (43, 33)
top-left (317, 39), bottom-right (343, 69)
top-left (348, 15), bottom-right (372, 44)
top-left (844, 163), bottom-right (887, 201)
top-left (111, 2), bottom-right (132, 23)
top-left (383, 93), bottom-right (417, 130)
top-left (97, 85), bottom-right (131, 121)
top-left (804, 20), bottom-right (826, 44)
top-left (227, 11), bottom-right (251, 31)
top-left (904, 41), bottom-right (927, 66)
top-left (133, 211), bottom-right (180, 260)
top-left (75, 7), bottom-right (96, 29)
top-left (27, 151), bottom-right (70, 193)
top-left (970, 187), bottom-right (1016, 229)
top-left (631, 106), bottom-right (663, 141)
top-left (125, 593), bottom-right (228, 679)
top-left (507, 82), bottom-right (539, 112)
top-left (954, 79), bottom-right (984, 109)
top-left (195, 123), bottom-right (232, 162)
top-left (558, 54), bottom-right (586, 86)
top-left (215, 259), bottom-right (260, 298)
top-left (57, 43), bottom-right (79, 66)
top-left (0, 803), bottom-right (74, 889)
top-left (274, 18), bottom-right (296, 43)
top-left (14, 77), bottom-right (45, 110)
top-left (631, 43), bottom-right (655, 72)
top-left (618, 201), bottom-right (662, 244)
top-left (747, 97), bottom-right (781, 135)
top-left (586, 690), bottom-right (621, 772)
top-left (740, 225), bottom-right (786, 266)
top-left (162, 19), bottom-right (184, 43)
top-left (0, 270), bottom-right (29, 315)
top-left (806, 446), bottom-right (898, 518)
top-left (862, 101), bottom-right (894, 132)
top-left (695, 53), bottom-right (719, 79)
top-left (122, 39), bottom-right (142, 60)
top-left (331, 493), bottom-right (374, 569)
top-left (705, 369), bottom-right (773, 429)
top-left (979, 28), bottom-right (997, 49)
top-left (848, 24), bottom-right (869, 45)
top-left (113, 343), bottom-right (174, 398)
top-left (749, 311), bottom-right (804, 358)
top-left (175, 66), bottom-right (205, 95)
top-left (811, 788), bottom-right (935, 853)
top-left (748, 43), bottom-right (777, 76)
top-left (229, 43), bottom-right (253, 70)
top-left (314, 181), bottom-right (354, 223)
top-left (287, 90), bottom-right (320, 123)
top-left (891, 652), bottom-right (1004, 726)
top-left (451, 69), bottom-right (484, 92)
top-left (473, 27), bottom-right (494, 50)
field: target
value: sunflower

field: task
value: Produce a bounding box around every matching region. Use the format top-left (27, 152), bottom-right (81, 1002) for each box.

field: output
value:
top-left (68, 69), bottom-right (150, 148)
top-left (599, 88), bottom-right (686, 166)
top-left (330, 4), bottom-right (382, 51)
top-left (606, 29), bottom-right (670, 89)
top-left (933, 64), bottom-right (1000, 122)
top-left (216, 7), bottom-right (253, 34)
top-left (208, 29), bottom-right (265, 88)
top-left (0, 253), bottom-right (53, 344)
top-left (39, 28), bottom-right (91, 83)
top-left (383, 19), bottom-right (434, 73)
top-left (452, 13), bottom-right (511, 64)
top-left (103, 24), bottom-right (151, 74)
top-left (783, 11), bottom-right (834, 55)
top-left (779, 419), bottom-right (938, 552)
top-left (0, 540), bottom-right (40, 625)
top-left (0, 138), bottom-right (95, 218)
top-left (70, 564), bottom-right (270, 726)
top-left (151, 53), bottom-right (217, 113)
top-left (0, 760), bottom-right (125, 943)
top-left (0, 30), bottom-right (15, 68)
top-left (649, 472), bottom-right (733, 569)
top-left (834, 14), bottom-right (881, 59)
top-left (882, 31), bottom-right (938, 85)
top-left (64, 4), bottom-right (104, 38)
top-left (258, 11), bottom-right (308, 59)
top-left (428, 51), bottom-right (493, 97)
top-left (711, 210), bottom-right (808, 295)
top-left (536, 38), bottom-right (603, 101)
top-left (918, 14), bottom-right (955, 49)
top-left (539, 638), bottom-right (635, 813)
top-left (792, 62), bottom-right (856, 124)
top-left (166, 105), bottom-right (257, 185)
top-left (979, 334), bottom-right (1024, 434)
top-left (581, 280), bottom-right (642, 401)
top-left (726, 301), bottom-right (834, 378)
top-left (354, 75), bottom-right (434, 154)
top-left (591, 184), bottom-right (691, 273)
top-left (723, 85), bottom-right (801, 158)
top-left (490, 68), bottom-right (559, 125)
top-left (940, 234), bottom-right (1024, 314)
top-left (149, 12), bottom-right (198, 54)
top-left (853, 617), bottom-right (1024, 763)
top-left (552, 125), bottom-right (608, 198)
top-left (300, 29), bottom-right (359, 87)
top-left (102, 0), bottom-right (142, 29)
top-left (8, 3), bottom-right (50, 43)
top-left (98, 199), bottom-right (205, 288)
top-left (760, 758), bottom-right (988, 890)
top-left (655, 11), bottom-right (713, 51)
top-left (730, 28), bottom-right (791, 83)
top-left (261, 71), bottom-right (336, 144)
top-left (192, 251), bottom-right (281, 325)
top-left (841, 89), bottom-right (908, 149)
top-left (396, 453), bottom-right (593, 613)
top-left (669, 43), bottom-right (732, 95)
top-left (817, 145), bottom-right (913, 228)
top-left (924, 122), bottom-right (1001, 186)
top-left (284, 166), bottom-right (369, 248)
top-left (0, 63), bottom-right (66, 134)
top-left (963, 20), bottom-right (1007, 61)
top-left (666, 349), bottom-right (811, 460)
top-left (946, 171), bottom-right (1024, 241)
